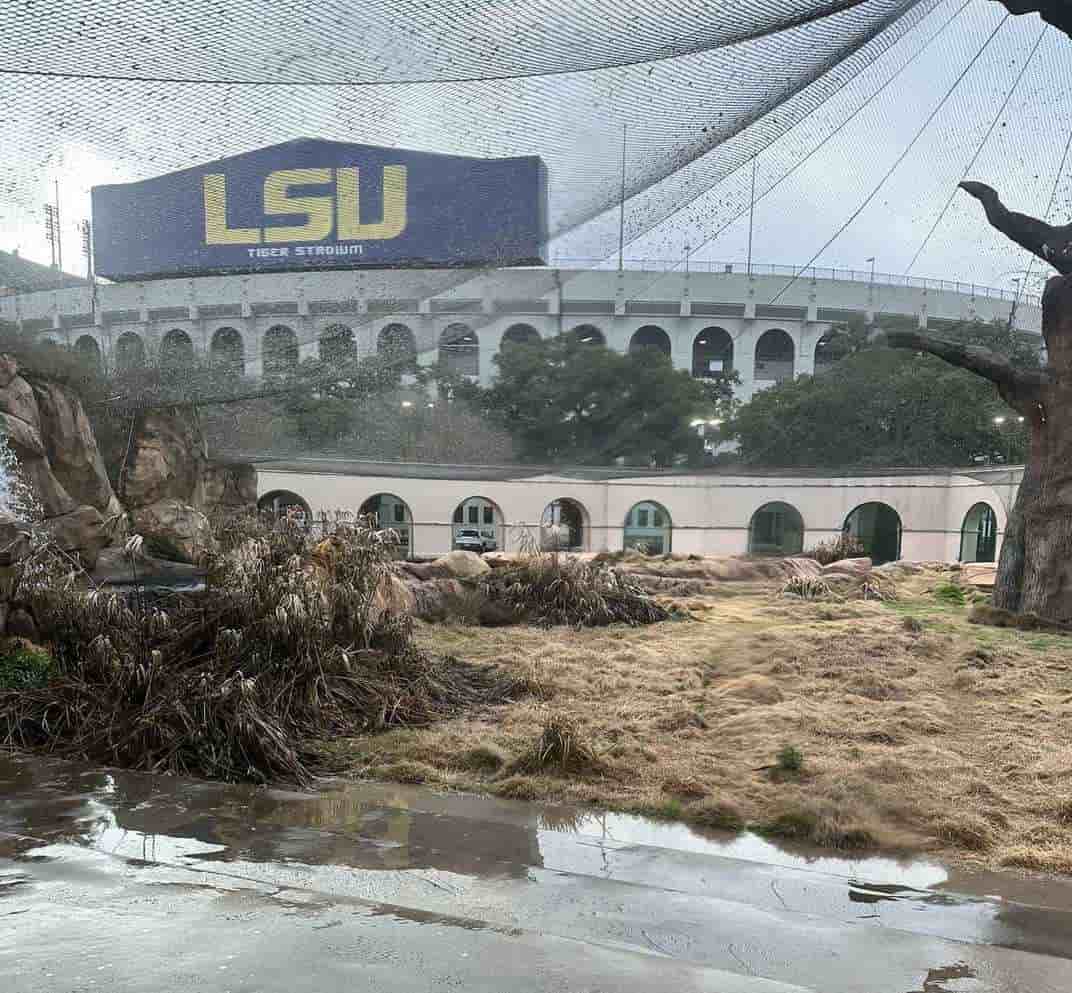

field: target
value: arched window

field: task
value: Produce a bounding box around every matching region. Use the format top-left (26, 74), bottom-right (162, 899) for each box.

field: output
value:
top-left (74, 335), bottom-right (101, 371)
top-left (451, 496), bottom-right (505, 552)
top-left (960, 502), bottom-right (997, 563)
top-left (628, 325), bottom-right (671, 358)
top-left (754, 329), bottom-right (795, 383)
top-left (692, 327), bottom-right (733, 379)
top-left (161, 328), bottom-right (194, 367)
top-left (263, 325), bottom-right (299, 379)
top-left (844, 502), bottom-right (903, 565)
top-left (439, 323), bottom-right (479, 377)
top-left (210, 327), bottom-right (244, 377)
top-left (624, 501), bottom-right (672, 555)
top-left (114, 332), bottom-right (146, 371)
top-left (258, 489), bottom-right (312, 527)
top-left (501, 324), bottom-right (541, 351)
top-left (748, 502), bottom-right (804, 556)
top-left (568, 324), bottom-right (605, 347)
top-left (378, 323), bottom-right (417, 374)
top-left (359, 492), bottom-right (413, 557)
top-left (541, 498), bottom-right (588, 551)
top-left (814, 329), bottom-right (853, 375)
top-left (319, 324), bottom-right (356, 365)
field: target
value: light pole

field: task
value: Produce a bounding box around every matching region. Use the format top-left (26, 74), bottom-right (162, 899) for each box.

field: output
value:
top-left (866, 256), bottom-right (875, 290)
top-left (993, 414), bottom-right (1026, 465)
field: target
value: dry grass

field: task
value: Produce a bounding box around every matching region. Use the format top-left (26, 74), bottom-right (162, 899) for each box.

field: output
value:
top-left (342, 565), bottom-right (1072, 875)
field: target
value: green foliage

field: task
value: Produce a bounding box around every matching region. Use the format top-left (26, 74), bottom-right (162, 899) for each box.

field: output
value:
top-left (730, 319), bottom-right (1038, 467)
top-left (0, 644), bottom-right (52, 690)
top-left (777, 744), bottom-right (804, 773)
top-left (934, 582), bottom-right (967, 605)
top-left (451, 333), bottom-right (719, 466)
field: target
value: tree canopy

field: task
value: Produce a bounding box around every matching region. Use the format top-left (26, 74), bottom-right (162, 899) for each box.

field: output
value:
top-left (730, 319), bottom-right (1040, 468)
top-left (450, 333), bottom-right (731, 466)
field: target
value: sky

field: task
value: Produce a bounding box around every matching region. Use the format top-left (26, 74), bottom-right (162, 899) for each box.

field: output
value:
top-left (0, 0), bottom-right (1069, 298)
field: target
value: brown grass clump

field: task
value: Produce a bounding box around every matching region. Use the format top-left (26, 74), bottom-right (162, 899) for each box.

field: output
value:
top-left (935, 814), bottom-right (994, 852)
top-left (685, 797), bottom-right (746, 832)
top-left (509, 713), bottom-right (601, 775)
top-left (0, 516), bottom-right (514, 784)
top-left (455, 743), bottom-right (510, 773)
top-left (758, 797), bottom-right (881, 850)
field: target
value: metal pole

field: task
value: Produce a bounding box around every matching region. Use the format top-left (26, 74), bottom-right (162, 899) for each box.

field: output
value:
top-left (54, 179), bottom-right (62, 276)
top-left (746, 155), bottom-right (757, 277)
top-left (617, 123), bottom-right (627, 272)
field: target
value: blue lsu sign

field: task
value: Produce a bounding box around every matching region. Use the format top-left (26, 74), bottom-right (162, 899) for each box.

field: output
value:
top-left (91, 139), bottom-right (548, 281)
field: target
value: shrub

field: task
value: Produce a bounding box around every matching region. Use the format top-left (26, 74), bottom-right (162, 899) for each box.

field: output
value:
top-left (510, 713), bottom-right (600, 774)
top-left (0, 644), bottom-right (52, 690)
top-left (780, 576), bottom-right (832, 601)
top-left (803, 535), bottom-right (867, 566)
top-left (777, 744), bottom-right (804, 774)
top-left (933, 582), bottom-right (967, 606)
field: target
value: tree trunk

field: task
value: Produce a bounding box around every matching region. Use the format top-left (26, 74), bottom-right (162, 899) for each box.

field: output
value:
top-left (993, 446), bottom-right (1040, 612)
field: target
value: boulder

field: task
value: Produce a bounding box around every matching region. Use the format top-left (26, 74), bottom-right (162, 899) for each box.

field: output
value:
top-left (122, 407), bottom-right (208, 509)
top-left (130, 498), bottom-right (218, 565)
top-left (30, 379), bottom-right (123, 520)
top-left (961, 563), bottom-right (997, 589)
top-left (201, 461), bottom-right (257, 514)
top-left (90, 545), bottom-right (205, 587)
top-left (44, 504), bottom-right (114, 570)
top-left (5, 606), bottom-right (38, 642)
top-left (0, 515), bottom-right (30, 567)
top-left (821, 557), bottom-right (873, 580)
top-left (429, 549), bottom-right (491, 579)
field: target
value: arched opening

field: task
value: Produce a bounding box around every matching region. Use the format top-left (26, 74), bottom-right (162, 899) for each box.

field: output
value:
top-left (844, 502), bottom-right (903, 566)
top-left (814, 329), bottom-right (853, 375)
top-left (114, 331), bottom-right (146, 371)
top-left (451, 496), bottom-right (504, 552)
top-left (258, 489), bottom-right (311, 527)
top-left (628, 325), bottom-right (671, 358)
top-left (501, 323), bottom-right (541, 351)
top-left (160, 328), bottom-right (194, 367)
top-left (74, 334), bottom-right (101, 371)
top-left (319, 324), bottom-right (356, 365)
top-left (748, 502), bottom-right (804, 556)
top-left (210, 327), bottom-right (244, 377)
top-left (359, 492), bottom-right (413, 557)
top-left (568, 324), bottom-right (606, 347)
top-left (692, 327), bottom-right (733, 379)
top-left (541, 498), bottom-right (588, 552)
top-left (378, 323), bottom-right (417, 375)
top-left (960, 502), bottom-right (997, 563)
top-left (754, 329), bottom-right (795, 383)
top-left (263, 325), bottom-right (299, 379)
top-left (439, 323), bottom-right (479, 378)
top-left (624, 501), bottom-right (672, 555)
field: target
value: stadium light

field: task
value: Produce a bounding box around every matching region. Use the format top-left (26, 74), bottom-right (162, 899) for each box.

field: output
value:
top-left (993, 415), bottom-right (1005, 425)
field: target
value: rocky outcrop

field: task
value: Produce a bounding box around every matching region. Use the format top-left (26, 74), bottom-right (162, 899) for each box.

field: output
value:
top-left (129, 497), bottom-right (218, 565)
top-left (426, 550), bottom-right (491, 579)
top-left (0, 355), bottom-right (119, 568)
top-left (121, 406), bottom-right (208, 509)
top-left (202, 461), bottom-right (258, 514)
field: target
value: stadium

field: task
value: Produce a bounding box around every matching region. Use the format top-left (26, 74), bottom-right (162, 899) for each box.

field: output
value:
top-left (0, 138), bottom-right (1039, 564)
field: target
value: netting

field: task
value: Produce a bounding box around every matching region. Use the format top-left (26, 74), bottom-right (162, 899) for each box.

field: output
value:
top-left (2, 0), bottom-right (1071, 367)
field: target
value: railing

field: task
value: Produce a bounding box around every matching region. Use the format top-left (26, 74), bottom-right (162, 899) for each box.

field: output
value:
top-left (551, 258), bottom-right (1042, 307)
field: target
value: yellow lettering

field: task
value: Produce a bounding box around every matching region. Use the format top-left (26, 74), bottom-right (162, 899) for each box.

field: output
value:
top-left (336, 165), bottom-right (407, 241)
top-left (262, 168), bottom-right (334, 243)
top-left (203, 174), bottom-right (260, 245)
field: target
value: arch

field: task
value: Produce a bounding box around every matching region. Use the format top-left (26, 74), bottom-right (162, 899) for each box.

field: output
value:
top-left (692, 327), bottom-right (733, 379)
top-left (74, 334), bottom-right (101, 371)
top-left (319, 323), bottom-right (356, 365)
top-left (378, 323), bottom-right (417, 374)
top-left (114, 331), bottom-right (146, 371)
top-left (359, 492), bottom-right (413, 557)
top-left (568, 324), bottom-right (606, 347)
top-left (628, 325), bottom-right (671, 358)
top-left (747, 502), bottom-right (804, 556)
top-left (258, 489), bottom-right (311, 527)
top-left (540, 497), bottom-right (589, 552)
top-left (844, 502), bottom-right (903, 566)
top-left (501, 323), bottom-right (541, 351)
top-left (451, 495), bottom-right (505, 552)
top-left (439, 323), bottom-right (479, 377)
top-left (263, 325), bottom-right (298, 378)
top-left (814, 329), bottom-right (853, 375)
top-left (160, 328), bottom-right (194, 366)
top-left (210, 326), bottom-right (244, 377)
top-left (754, 328), bottom-right (795, 383)
top-left (623, 500), bottom-right (672, 555)
top-left (960, 502), bottom-right (998, 564)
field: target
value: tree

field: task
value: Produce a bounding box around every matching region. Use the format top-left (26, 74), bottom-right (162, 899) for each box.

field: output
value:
top-left (452, 333), bottom-right (719, 466)
top-left (730, 319), bottom-right (1037, 468)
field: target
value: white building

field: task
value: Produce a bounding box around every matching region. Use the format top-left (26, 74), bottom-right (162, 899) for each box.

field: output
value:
top-left (0, 261), bottom-right (1041, 404)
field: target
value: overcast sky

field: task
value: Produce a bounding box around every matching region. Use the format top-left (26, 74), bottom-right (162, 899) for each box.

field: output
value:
top-left (1, 0), bottom-right (1068, 297)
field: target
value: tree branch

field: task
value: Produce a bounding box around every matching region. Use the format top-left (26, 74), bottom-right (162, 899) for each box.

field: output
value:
top-left (878, 328), bottom-right (1044, 409)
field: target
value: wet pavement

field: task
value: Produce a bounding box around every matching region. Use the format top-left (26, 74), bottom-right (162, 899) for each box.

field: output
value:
top-left (3, 754), bottom-right (1072, 992)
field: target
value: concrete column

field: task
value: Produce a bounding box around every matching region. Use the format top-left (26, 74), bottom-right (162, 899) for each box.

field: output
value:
top-left (735, 325), bottom-right (757, 398)
top-left (671, 319), bottom-right (693, 374)
top-left (796, 325), bottom-right (815, 377)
